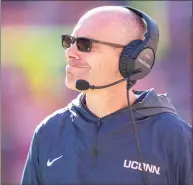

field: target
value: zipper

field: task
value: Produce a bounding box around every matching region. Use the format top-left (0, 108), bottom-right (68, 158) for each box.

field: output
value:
top-left (94, 118), bottom-right (102, 165)
top-left (98, 118), bottom-right (102, 127)
top-left (97, 118), bottom-right (102, 131)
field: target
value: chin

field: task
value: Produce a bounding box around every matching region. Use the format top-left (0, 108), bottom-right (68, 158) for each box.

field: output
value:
top-left (65, 78), bottom-right (76, 90)
top-left (65, 75), bottom-right (83, 92)
top-left (65, 72), bottom-right (90, 92)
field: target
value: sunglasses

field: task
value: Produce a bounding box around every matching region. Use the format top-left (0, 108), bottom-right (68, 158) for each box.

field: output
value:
top-left (61, 34), bottom-right (125, 52)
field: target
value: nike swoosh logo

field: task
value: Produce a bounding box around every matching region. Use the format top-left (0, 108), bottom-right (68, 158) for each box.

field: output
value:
top-left (47, 155), bottom-right (63, 167)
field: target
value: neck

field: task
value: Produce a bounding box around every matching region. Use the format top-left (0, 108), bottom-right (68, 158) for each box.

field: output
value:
top-left (85, 82), bottom-right (137, 118)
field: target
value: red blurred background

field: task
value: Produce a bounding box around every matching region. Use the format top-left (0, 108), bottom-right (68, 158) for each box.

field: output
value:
top-left (1, 1), bottom-right (192, 184)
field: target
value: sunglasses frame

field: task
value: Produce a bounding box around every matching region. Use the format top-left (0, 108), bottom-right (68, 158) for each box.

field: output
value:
top-left (61, 34), bottom-right (125, 52)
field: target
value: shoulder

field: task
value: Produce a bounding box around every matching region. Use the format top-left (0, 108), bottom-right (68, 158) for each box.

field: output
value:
top-left (151, 113), bottom-right (192, 146)
top-left (153, 112), bottom-right (192, 137)
top-left (153, 113), bottom-right (192, 159)
top-left (34, 106), bottom-right (71, 139)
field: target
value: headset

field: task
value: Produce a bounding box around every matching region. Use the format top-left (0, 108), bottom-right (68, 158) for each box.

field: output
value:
top-left (119, 6), bottom-right (159, 82)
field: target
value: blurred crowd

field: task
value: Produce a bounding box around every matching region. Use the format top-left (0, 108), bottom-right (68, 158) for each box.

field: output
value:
top-left (1, 1), bottom-right (192, 184)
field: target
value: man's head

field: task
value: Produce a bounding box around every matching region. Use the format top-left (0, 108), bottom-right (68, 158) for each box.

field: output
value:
top-left (64, 6), bottom-right (146, 91)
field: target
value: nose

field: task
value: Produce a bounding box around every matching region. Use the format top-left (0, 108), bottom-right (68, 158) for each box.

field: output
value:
top-left (65, 42), bottom-right (79, 60)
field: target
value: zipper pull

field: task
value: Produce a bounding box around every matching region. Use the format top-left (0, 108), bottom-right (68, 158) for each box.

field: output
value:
top-left (97, 118), bottom-right (102, 130)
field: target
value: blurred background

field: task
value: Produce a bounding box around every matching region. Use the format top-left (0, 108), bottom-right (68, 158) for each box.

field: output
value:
top-left (1, 1), bottom-right (192, 184)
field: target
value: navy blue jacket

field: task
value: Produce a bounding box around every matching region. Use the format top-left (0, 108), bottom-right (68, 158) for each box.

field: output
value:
top-left (21, 89), bottom-right (192, 185)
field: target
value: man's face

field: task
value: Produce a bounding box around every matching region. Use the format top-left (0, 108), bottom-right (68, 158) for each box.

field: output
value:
top-left (64, 12), bottom-right (124, 91)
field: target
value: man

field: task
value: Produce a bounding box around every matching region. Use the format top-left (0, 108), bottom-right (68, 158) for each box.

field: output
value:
top-left (21, 6), bottom-right (192, 185)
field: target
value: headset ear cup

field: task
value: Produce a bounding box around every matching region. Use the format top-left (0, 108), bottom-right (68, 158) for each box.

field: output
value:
top-left (119, 40), bottom-right (143, 78)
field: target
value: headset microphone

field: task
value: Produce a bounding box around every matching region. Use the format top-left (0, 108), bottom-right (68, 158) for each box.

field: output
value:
top-left (76, 80), bottom-right (90, 91)
top-left (76, 78), bottom-right (129, 91)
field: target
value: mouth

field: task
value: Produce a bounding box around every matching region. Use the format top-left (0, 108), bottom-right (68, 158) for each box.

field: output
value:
top-left (67, 60), bottom-right (88, 68)
top-left (66, 65), bottom-right (87, 71)
top-left (68, 64), bottom-right (87, 68)
top-left (66, 65), bottom-right (87, 74)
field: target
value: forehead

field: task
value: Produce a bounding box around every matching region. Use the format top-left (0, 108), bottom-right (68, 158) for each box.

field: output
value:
top-left (72, 13), bottom-right (123, 43)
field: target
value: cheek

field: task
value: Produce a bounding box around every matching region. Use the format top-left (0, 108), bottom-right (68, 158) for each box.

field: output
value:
top-left (85, 51), bottom-right (120, 78)
top-left (87, 55), bottom-right (108, 75)
top-left (99, 55), bottom-right (120, 75)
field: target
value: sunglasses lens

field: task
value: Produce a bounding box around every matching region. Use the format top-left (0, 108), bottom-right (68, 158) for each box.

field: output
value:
top-left (77, 38), bottom-right (91, 52)
top-left (62, 35), bottom-right (73, 48)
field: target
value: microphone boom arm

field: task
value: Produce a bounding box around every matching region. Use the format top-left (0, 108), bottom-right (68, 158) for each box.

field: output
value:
top-left (89, 78), bottom-right (129, 90)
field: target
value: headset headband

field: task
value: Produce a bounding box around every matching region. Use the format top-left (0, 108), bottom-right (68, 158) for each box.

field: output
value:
top-left (124, 6), bottom-right (159, 57)
top-left (119, 6), bottom-right (159, 80)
